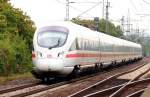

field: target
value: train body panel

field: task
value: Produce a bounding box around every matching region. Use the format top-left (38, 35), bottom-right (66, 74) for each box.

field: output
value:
top-left (32, 21), bottom-right (142, 79)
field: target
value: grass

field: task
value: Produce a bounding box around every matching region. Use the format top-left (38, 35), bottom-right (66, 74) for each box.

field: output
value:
top-left (0, 72), bottom-right (33, 85)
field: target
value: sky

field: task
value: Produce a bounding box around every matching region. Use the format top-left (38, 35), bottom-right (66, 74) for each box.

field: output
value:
top-left (10, 0), bottom-right (150, 36)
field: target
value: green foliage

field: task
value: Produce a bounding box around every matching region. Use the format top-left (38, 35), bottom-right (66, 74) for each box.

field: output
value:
top-left (143, 40), bottom-right (150, 56)
top-left (72, 18), bottom-right (94, 28)
top-left (0, 1), bottom-right (35, 76)
top-left (0, 33), bottom-right (32, 76)
top-left (71, 18), bottom-right (123, 37)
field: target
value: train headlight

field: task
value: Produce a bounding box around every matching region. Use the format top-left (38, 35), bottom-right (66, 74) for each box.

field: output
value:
top-left (37, 51), bottom-right (42, 59)
top-left (58, 51), bottom-right (64, 58)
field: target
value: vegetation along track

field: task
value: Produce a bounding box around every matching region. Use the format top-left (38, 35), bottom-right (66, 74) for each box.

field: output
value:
top-left (0, 58), bottom-right (149, 97)
top-left (69, 61), bottom-right (150, 97)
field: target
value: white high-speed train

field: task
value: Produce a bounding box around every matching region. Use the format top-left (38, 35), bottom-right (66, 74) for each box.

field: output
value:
top-left (32, 21), bottom-right (142, 80)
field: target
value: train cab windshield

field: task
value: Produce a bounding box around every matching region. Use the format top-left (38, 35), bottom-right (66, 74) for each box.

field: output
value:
top-left (37, 26), bottom-right (68, 49)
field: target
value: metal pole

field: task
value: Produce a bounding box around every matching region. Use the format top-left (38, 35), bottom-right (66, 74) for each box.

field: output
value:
top-left (94, 17), bottom-right (99, 31)
top-left (105, 0), bottom-right (109, 33)
top-left (65, 0), bottom-right (69, 21)
top-left (121, 16), bottom-right (124, 33)
top-left (126, 9), bottom-right (130, 36)
top-left (102, 0), bottom-right (104, 18)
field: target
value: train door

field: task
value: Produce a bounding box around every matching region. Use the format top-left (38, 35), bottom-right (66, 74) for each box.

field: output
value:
top-left (96, 34), bottom-right (102, 70)
top-left (98, 35), bottom-right (101, 64)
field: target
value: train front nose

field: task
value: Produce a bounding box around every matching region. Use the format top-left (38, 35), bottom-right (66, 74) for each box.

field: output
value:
top-left (33, 59), bottom-right (64, 72)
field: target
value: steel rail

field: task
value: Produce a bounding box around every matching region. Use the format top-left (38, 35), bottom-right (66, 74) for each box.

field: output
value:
top-left (126, 89), bottom-right (145, 97)
top-left (1, 59), bottom-right (148, 97)
top-left (7, 64), bottom-right (129, 97)
top-left (0, 82), bottom-right (40, 94)
top-left (68, 62), bottom-right (148, 97)
top-left (110, 67), bottom-right (150, 97)
top-left (0, 65), bottom-right (124, 96)
top-left (85, 78), bottom-right (150, 97)
top-left (11, 81), bottom-right (70, 97)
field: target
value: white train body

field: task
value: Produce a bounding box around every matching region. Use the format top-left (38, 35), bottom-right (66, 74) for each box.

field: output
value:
top-left (32, 21), bottom-right (142, 79)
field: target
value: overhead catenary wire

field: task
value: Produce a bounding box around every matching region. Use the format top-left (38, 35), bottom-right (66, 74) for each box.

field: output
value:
top-left (142, 0), bottom-right (150, 6)
top-left (70, 6), bottom-right (93, 17)
top-left (56, 0), bottom-right (94, 19)
top-left (130, 0), bottom-right (138, 11)
top-left (76, 2), bottom-right (102, 18)
top-left (56, 0), bottom-right (64, 4)
top-left (70, 1), bottom-right (101, 4)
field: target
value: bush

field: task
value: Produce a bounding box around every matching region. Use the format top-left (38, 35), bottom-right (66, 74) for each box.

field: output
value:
top-left (0, 35), bottom-right (32, 76)
top-left (0, 0), bottom-right (35, 76)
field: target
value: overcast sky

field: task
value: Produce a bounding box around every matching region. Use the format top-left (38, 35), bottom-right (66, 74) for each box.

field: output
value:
top-left (10, 0), bottom-right (150, 36)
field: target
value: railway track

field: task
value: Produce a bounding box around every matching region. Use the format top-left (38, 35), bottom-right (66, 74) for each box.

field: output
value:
top-left (68, 63), bottom-right (150, 97)
top-left (0, 82), bottom-right (40, 94)
top-left (85, 78), bottom-right (150, 97)
top-left (0, 73), bottom-right (111, 97)
top-left (0, 58), bottom-right (149, 97)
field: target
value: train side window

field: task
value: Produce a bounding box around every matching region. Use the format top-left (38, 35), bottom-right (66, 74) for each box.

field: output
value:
top-left (69, 42), bottom-right (76, 51)
top-left (69, 38), bottom-right (79, 51)
top-left (77, 38), bottom-right (82, 50)
top-left (83, 39), bottom-right (87, 50)
top-left (76, 38), bottom-right (79, 50)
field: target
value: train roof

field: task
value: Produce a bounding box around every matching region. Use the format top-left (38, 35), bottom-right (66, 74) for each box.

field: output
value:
top-left (36, 21), bottom-right (141, 48)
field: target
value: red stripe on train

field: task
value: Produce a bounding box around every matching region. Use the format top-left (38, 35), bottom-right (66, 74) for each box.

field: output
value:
top-left (66, 53), bottom-right (99, 58)
top-left (66, 53), bottom-right (136, 58)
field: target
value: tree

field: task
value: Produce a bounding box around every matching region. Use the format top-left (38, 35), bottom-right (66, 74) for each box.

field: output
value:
top-left (0, 0), bottom-right (35, 75)
top-left (72, 18), bottom-right (94, 29)
top-left (71, 18), bottom-right (123, 37)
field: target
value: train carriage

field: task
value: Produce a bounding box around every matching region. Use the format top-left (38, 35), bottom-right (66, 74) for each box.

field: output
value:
top-left (32, 21), bottom-right (142, 80)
